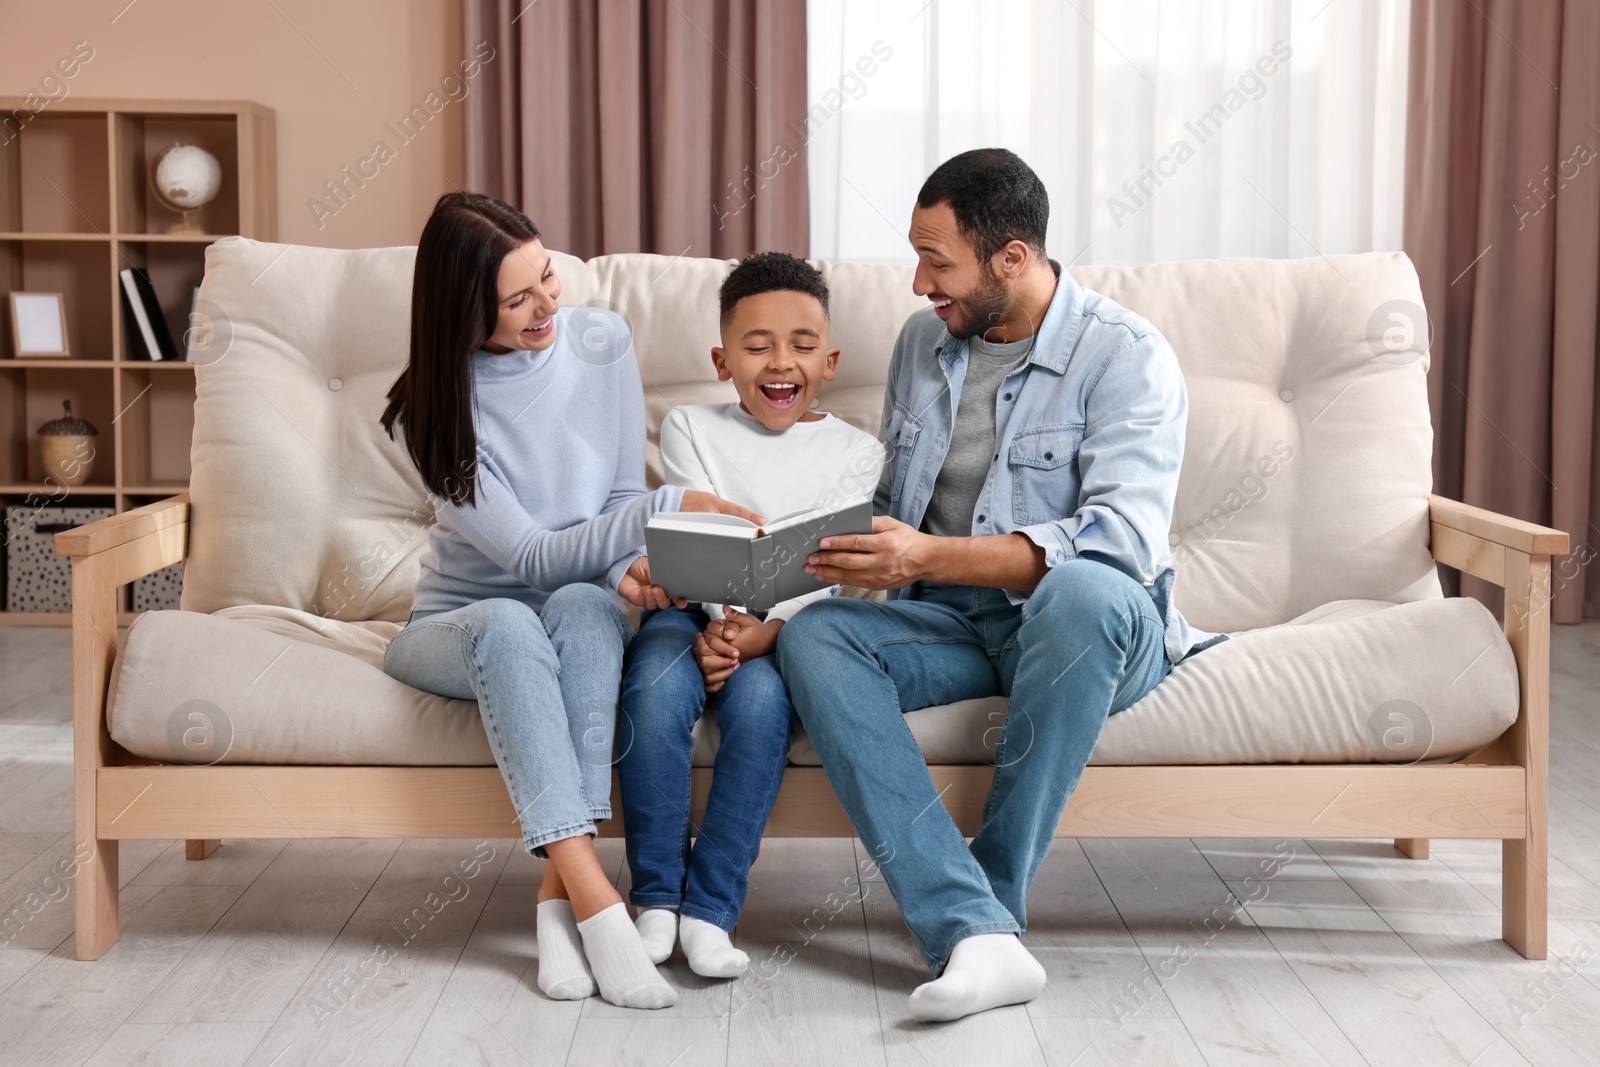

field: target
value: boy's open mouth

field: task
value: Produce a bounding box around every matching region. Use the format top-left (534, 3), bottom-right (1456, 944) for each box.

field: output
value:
top-left (758, 382), bottom-right (801, 408)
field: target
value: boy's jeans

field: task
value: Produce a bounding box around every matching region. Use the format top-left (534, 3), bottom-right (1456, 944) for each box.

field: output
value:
top-left (618, 605), bottom-right (798, 931)
top-left (383, 584), bottom-right (633, 858)
top-left (775, 559), bottom-right (1171, 975)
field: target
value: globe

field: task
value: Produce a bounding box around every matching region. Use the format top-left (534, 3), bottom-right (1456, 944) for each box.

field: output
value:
top-left (150, 143), bottom-right (222, 234)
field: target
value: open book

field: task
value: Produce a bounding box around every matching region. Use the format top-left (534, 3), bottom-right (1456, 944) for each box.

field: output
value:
top-left (644, 499), bottom-right (873, 612)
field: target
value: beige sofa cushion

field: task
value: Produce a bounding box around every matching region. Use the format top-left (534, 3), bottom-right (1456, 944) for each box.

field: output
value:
top-left (179, 242), bottom-right (598, 624)
top-left (181, 239), bottom-right (1440, 639)
top-left (789, 597), bottom-right (1518, 766)
top-left (107, 594), bottom-right (1516, 768)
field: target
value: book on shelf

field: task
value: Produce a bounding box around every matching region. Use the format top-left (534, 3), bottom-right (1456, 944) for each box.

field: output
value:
top-left (184, 286), bottom-right (201, 363)
top-left (643, 498), bottom-right (873, 611)
top-left (119, 268), bottom-right (178, 361)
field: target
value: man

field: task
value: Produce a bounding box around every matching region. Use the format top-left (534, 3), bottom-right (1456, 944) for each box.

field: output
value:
top-left (775, 148), bottom-right (1222, 1022)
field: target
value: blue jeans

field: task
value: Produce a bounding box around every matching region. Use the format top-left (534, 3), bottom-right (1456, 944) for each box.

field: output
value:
top-left (382, 584), bottom-right (633, 858)
top-left (617, 606), bottom-right (798, 932)
top-left (775, 559), bottom-right (1171, 975)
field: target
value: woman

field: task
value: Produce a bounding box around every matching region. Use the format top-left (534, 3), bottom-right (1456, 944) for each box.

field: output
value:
top-left (380, 191), bottom-right (760, 1009)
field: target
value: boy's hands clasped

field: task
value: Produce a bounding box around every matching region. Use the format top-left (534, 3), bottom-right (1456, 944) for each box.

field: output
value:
top-left (694, 607), bottom-right (783, 693)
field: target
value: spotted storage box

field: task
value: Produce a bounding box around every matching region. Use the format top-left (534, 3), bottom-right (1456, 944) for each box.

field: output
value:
top-left (132, 562), bottom-right (184, 612)
top-left (4, 504), bottom-right (115, 613)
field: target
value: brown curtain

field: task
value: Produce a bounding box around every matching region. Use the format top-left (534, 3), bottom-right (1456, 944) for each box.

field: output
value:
top-left (460, 0), bottom-right (809, 260)
top-left (1405, 0), bottom-right (1600, 621)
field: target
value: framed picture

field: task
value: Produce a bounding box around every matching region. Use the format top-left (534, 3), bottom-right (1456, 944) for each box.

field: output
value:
top-left (8, 292), bottom-right (71, 358)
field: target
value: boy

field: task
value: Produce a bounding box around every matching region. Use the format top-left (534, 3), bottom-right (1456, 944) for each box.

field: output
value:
top-left (617, 252), bottom-right (883, 978)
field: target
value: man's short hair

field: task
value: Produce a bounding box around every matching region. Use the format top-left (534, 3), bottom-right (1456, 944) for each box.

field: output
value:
top-left (917, 148), bottom-right (1050, 261)
top-left (719, 251), bottom-right (830, 326)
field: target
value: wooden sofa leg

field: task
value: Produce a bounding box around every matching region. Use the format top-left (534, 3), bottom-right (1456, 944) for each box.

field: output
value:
top-left (186, 839), bottom-right (221, 860)
top-left (74, 838), bottom-right (120, 961)
top-left (1503, 837), bottom-right (1547, 959)
top-left (1394, 838), bottom-right (1429, 859)
top-left (1501, 547), bottom-right (1549, 960)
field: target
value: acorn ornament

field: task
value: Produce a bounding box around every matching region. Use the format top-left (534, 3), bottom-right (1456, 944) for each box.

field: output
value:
top-left (37, 399), bottom-right (99, 487)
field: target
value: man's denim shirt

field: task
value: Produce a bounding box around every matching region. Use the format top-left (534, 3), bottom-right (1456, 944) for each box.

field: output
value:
top-left (874, 264), bottom-right (1223, 663)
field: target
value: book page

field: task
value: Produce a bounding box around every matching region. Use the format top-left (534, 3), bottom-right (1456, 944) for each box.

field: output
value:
top-left (645, 513), bottom-right (758, 537)
top-left (762, 496), bottom-right (874, 534)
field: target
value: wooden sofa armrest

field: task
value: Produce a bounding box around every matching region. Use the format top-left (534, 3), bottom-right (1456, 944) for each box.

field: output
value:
top-left (54, 492), bottom-right (190, 558)
top-left (1429, 496), bottom-right (1568, 590)
top-left (51, 491), bottom-right (189, 725)
top-left (1429, 494), bottom-right (1568, 559)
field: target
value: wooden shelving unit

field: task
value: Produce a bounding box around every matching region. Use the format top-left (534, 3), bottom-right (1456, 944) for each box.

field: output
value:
top-left (0, 99), bottom-right (275, 625)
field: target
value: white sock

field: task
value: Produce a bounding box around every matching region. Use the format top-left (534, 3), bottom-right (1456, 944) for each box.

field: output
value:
top-left (678, 915), bottom-right (749, 979)
top-left (908, 933), bottom-right (1046, 1022)
top-left (635, 907), bottom-right (679, 965)
top-left (576, 902), bottom-right (679, 1009)
top-left (535, 899), bottom-right (596, 1000)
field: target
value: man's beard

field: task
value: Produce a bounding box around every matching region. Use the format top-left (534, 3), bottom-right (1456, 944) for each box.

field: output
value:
top-left (946, 260), bottom-right (1011, 341)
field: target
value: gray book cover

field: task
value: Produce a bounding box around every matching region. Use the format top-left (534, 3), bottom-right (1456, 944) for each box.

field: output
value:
top-left (644, 499), bottom-right (874, 611)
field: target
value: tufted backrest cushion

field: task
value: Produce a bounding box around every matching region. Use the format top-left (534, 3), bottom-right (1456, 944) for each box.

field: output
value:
top-left (1075, 255), bottom-right (1442, 630)
top-left (183, 239), bottom-right (1439, 630)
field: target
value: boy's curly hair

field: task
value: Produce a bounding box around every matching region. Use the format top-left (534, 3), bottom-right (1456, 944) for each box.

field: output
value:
top-left (719, 251), bottom-right (829, 326)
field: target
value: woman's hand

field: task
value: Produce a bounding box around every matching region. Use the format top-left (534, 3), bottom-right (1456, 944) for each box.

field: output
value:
top-left (618, 556), bottom-right (686, 610)
top-left (680, 490), bottom-right (766, 527)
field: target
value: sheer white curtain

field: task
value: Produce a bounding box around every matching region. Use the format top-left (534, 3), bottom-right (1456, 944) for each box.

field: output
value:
top-left (807, 0), bottom-right (1410, 266)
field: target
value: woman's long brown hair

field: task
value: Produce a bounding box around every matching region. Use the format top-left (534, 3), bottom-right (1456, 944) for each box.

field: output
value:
top-left (381, 191), bottom-right (540, 507)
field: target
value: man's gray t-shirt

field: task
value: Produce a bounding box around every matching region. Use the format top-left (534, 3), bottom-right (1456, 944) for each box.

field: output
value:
top-left (919, 332), bottom-right (1034, 538)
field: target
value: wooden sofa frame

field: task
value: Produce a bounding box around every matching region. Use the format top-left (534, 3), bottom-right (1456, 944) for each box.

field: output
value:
top-left (57, 492), bottom-right (1567, 961)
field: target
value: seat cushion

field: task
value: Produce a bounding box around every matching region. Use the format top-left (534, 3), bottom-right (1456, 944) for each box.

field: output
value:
top-left (108, 596), bottom-right (1517, 768)
top-left (107, 605), bottom-right (721, 768)
top-left (787, 596), bottom-right (1519, 765)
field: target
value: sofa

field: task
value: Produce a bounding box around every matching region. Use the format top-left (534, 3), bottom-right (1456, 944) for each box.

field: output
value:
top-left (58, 237), bottom-right (1567, 962)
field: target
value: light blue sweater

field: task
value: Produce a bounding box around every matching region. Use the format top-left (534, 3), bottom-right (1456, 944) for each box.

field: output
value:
top-left (409, 306), bottom-right (685, 615)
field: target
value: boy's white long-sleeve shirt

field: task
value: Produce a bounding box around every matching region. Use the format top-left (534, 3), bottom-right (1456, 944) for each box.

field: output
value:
top-left (658, 403), bottom-right (885, 623)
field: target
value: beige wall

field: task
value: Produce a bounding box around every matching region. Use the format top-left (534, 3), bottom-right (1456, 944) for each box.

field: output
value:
top-left (0, 0), bottom-right (468, 249)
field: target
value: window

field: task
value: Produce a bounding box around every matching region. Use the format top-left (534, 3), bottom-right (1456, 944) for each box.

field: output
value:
top-left (807, 0), bottom-right (1410, 266)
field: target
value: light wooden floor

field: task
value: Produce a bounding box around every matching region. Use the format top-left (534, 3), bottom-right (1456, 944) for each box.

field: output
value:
top-left (2, 623), bottom-right (1598, 1067)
